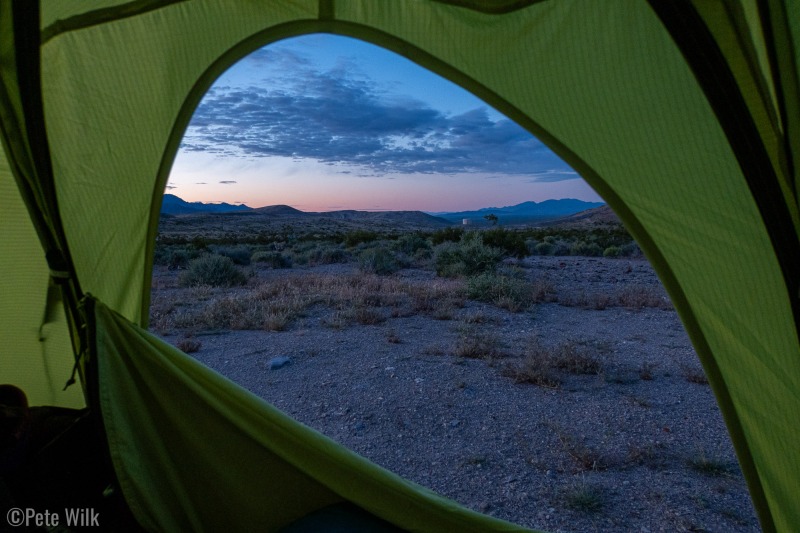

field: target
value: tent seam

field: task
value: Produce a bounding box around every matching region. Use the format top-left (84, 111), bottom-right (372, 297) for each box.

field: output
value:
top-left (41, 0), bottom-right (188, 45)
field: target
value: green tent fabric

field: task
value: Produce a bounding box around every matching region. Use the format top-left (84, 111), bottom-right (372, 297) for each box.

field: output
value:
top-left (1, 1), bottom-right (798, 531)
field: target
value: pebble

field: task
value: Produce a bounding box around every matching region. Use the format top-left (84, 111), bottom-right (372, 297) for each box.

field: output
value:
top-left (269, 356), bottom-right (291, 370)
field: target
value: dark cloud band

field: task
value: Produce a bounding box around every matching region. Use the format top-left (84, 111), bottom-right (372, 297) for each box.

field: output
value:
top-left (181, 48), bottom-right (575, 180)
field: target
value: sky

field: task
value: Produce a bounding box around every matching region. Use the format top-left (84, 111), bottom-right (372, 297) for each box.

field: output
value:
top-left (167, 34), bottom-right (603, 212)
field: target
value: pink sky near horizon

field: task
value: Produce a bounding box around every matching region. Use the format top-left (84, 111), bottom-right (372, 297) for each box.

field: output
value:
top-left (168, 152), bottom-right (603, 212)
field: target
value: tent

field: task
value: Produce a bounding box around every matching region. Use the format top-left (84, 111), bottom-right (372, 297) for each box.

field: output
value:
top-left (1, 1), bottom-right (797, 531)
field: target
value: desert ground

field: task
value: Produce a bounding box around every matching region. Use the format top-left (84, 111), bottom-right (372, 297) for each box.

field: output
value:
top-left (149, 211), bottom-right (760, 532)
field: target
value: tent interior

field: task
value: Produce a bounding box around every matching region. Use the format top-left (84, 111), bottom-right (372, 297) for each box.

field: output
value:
top-left (1, 1), bottom-right (798, 532)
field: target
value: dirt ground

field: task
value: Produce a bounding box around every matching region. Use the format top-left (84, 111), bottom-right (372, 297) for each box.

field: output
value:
top-left (152, 255), bottom-right (760, 532)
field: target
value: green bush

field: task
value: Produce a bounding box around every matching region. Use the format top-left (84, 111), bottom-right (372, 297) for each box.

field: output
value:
top-left (457, 235), bottom-right (504, 276)
top-left (430, 226), bottom-right (464, 245)
top-left (534, 242), bottom-right (554, 255)
top-left (603, 245), bottom-right (621, 258)
top-left (252, 251), bottom-right (292, 268)
top-left (393, 234), bottom-right (431, 255)
top-left (432, 242), bottom-right (463, 277)
top-left (433, 234), bottom-right (504, 277)
top-left (358, 247), bottom-right (399, 275)
top-left (342, 230), bottom-right (378, 247)
top-left (153, 246), bottom-right (194, 269)
top-left (467, 272), bottom-right (532, 311)
top-left (570, 241), bottom-right (603, 257)
top-left (481, 228), bottom-right (528, 258)
top-left (179, 254), bottom-right (247, 287)
top-left (620, 241), bottom-right (641, 257)
top-left (551, 240), bottom-right (572, 256)
top-left (308, 244), bottom-right (348, 265)
top-left (209, 245), bottom-right (252, 265)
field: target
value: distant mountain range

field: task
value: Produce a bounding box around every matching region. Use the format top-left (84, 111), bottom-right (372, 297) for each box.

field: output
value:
top-left (431, 198), bottom-right (605, 225)
top-left (161, 194), bottom-right (252, 215)
top-left (160, 194), bottom-right (604, 226)
top-left (540, 204), bottom-right (620, 228)
top-left (254, 204), bottom-right (452, 227)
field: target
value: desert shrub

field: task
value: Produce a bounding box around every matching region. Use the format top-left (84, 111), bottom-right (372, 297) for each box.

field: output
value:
top-left (353, 305), bottom-right (385, 325)
top-left (177, 338), bottom-right (201, 353)
top-left (454, 326), bottom-right (503, 359)
top-left (481, 228), bottom-right (528, 258)
top-left (687, 452), bottom-right (731, 476)
top-left (342, 229), bottom-right (378, 247)
top-left (393, 234), bottom-right (431, 255)
top-left (569, 240), bottom-right (603, 257)
top-left (682, 366), bottom-right (709, 385)
top-left (284, 241), bottom-right (315, 265)
top-left (525, 238), bottom-right (539, 255)
top-left (616, 284), bottom-right (669, 309)
top-left (430, 226), bottom-right (464, 245)
top-left (531, 277), bottom-right (558, 303)
top-left (358, 247), bottom-right (399, 275)
top-left (467, 272), bottom-right (532, 312)
top-left (553, 342), bottom-right (602, 375)
top-left (562, 481), bottom-right (604, 512)
top-left (603, 245), bottom-right (622, 257)
top-left (551, 240), bottom-right (572, 255)
top-left (619, 241), bottom-right (642, 257)
top-left (179, 254), bottom-right (247, 287)
top-left (432, 242), bottom-right (465, 277)
top-left (502, 337), bottom-right (561, 388)
top-left (251, 251), bottom-right (292, 268)
top-left (534, 242), bottom-right (554, 256)
top-left (190, 236), bottom-right (209, 250)
top-left (153, 246), bottom-right (194, 269)
top-left (167, 249), bottom-right (191, 269)
top-left (433, 235), bottom-right (505, 278)
top-left (209, 245), bottom-right (252, 265)
top-left (307, 243), bottom-right (348, 265)
top-left (457, 235), bottom-right (504, 275)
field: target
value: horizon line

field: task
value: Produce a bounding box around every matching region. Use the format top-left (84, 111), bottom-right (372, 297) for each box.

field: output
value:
top-left (163, 192), bottom-right (605, 214)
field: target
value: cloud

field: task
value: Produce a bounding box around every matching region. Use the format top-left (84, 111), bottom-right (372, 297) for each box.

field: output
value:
top-left (195, 182), bottom-right (208, 185)
top-left (526, 170), bottom-right (580, 182)
top-left (181, 48), bottom-right (574, 179)
top-left (165, 185), bottom-right (178, 190)
top-left (219, 180), bottom-right (237, 184)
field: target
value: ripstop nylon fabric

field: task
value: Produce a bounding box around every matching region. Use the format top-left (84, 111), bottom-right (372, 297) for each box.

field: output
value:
top-left (94, 298), bottom-right (529, 532)
top-left (0, 1), bottom-right (797, 531)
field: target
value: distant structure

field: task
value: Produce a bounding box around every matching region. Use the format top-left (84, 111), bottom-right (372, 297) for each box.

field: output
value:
top-left (462, 218), bottom-right (470, 225)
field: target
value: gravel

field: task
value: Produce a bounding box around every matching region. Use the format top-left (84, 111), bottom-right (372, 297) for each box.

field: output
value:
top-left (156, 257), bottom-right (761, 532)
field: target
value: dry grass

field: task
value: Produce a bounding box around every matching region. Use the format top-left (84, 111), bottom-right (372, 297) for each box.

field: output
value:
top-left (502, 337), bottom-right (561, 388)
top-left (557, 284), bottom-right (671, 310)
top-left (552, 342), bottom-right (602, 375)
top-left (453, 326), bottom-right (504, 360)
top-left (550, 424), bottom-right (609, 472)
top-left (687, 449), bottom-right (731, 476)
top-left (639, 362), bottom-right (656, 381)
top-left (176, 337), bottom-right (201, 353)
top-left (386, 329), bottom-right (402, 344)
top-left (154, 272), bottom-right (467, 333)
top-left (561, 479), bottom-right (605, 513)
top-left (682, 365), bottom-right (709, 385)
top-left (503, 337), bottom-right (602, 387)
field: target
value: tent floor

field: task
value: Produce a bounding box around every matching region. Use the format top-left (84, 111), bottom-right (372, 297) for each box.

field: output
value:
top-left (1, 406), bottom-right (143, 532)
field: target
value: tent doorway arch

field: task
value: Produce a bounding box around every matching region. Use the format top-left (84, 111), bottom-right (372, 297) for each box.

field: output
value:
top-left (2, 3), bottom-right (797, 531)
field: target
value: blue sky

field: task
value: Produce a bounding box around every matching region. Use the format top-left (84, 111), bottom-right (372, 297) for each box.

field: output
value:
top-left (167, 34), bottom-right (602, 212)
